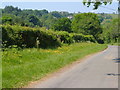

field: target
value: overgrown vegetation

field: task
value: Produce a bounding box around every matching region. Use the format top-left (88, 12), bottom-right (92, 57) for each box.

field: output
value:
top-left (72, 13), bottom-right (103, 43)
top-left (1, 6), bottom-right (73, 28)
top-left (52, 17), bottom-right (72, 33)
top-left (2, 25), bottom-right (95, 48)
top-left (2, 43), bottom-right (107, 88)
top-left (1, 6), bottom-right (118, 45)
top-left (1, 5), bottom-right (119, 88)
top-left (102, 18), bottom-right (119, 44)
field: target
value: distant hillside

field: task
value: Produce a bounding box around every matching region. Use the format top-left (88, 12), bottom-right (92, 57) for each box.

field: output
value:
top-left (1, 6), bottom-right (118, 29)
top-left (97, 13), bottom-right (118, 25)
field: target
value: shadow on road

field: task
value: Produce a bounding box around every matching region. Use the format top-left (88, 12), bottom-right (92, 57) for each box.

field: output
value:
top-left (107, 73), bottom-right (120, 76)
top-left (113, 58), bottom-right (120, 63)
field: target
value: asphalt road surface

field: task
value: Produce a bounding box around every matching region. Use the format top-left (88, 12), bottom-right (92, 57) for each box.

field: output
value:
top-left (28, 45), bottom-right (119, 88)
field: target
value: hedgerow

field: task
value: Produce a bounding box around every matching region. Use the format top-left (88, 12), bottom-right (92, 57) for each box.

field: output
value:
top-left (1, 25), bottom-right (96, 48)
top-left (2, 25), bottom-right (61, 48)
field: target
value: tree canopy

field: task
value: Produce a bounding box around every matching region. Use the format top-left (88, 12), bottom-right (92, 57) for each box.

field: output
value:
top-left (102, 18), bottom-right (119, 43)
top-left (83, 0), bottom-right (112, 9)
top-left (1, 5), bottom-right (118, 44)
top-left (72, 13), bottom-right (102, 38)
top-left (52, 17), bottom-right (72, 33)
top-left (1, 6), bottom-right (73, 28)
top-left (28, 15), bottom-right (42, 27)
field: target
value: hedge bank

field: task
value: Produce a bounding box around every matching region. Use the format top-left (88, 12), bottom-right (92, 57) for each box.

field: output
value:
top-left (1, 25), bottom-right (96, 48)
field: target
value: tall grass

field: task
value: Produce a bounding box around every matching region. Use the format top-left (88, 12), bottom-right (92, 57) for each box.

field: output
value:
top-left (2, 43), bottom-right (107, 88)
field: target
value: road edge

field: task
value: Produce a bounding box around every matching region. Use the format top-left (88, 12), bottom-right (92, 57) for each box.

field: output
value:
top-left (24, 45), bottom-right (108, 88)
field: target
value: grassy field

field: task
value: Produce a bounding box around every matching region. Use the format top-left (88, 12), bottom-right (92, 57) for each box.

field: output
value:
top-left (111, 43), bottom-right (120, 46)
top-left (2, 43), bottom-right (107, 88)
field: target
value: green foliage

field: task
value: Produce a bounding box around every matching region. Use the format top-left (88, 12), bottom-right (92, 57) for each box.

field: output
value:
top-left (55, 31), bottom-right (73, 44)
top-left (3, 6), bottom-right (21, 15)
top-left (2, 25), bottom-right (96, 48)
top-left (2, 25), bottom-right (61, 48)
top-left (50, 11), bottom-right (62, 18)
top-left (97, 13), bottom-right (118, 24)
top-left (2, 43), bottom-right (107, 88)
top-left (2, 16), bottom-right (13, 24)
top-left (83, 0), bottom-right (112, 9)
top-left (28, 15), bottom-right (42, 27)
top-left (52, 17), bottom-right (72, 33)
top-left (2, 6), bottom-right (73, 29)
top-left (72, 13), bottom-right (102, 42)
top-left (102, 18), bottom-right (119, 44)
top-left (54, 31), bottom-right (96, 44)
top-left (72, 13), bottom-right (102, 35)
top-left (71, 33), bottom-right (96, 43)
top-left (41, 14), bottom-right (57, 29)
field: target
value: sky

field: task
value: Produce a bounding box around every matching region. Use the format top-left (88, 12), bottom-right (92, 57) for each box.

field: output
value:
top-left (1, 0), bottom-right (118, 2)
top-left (1, 0), bottom-right (118, 13)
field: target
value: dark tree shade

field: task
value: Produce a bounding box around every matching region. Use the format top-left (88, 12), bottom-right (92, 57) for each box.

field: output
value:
top-left (28, 15), bottom-right (42, 27)
top-left (51, 11), bottom-right (62, 18)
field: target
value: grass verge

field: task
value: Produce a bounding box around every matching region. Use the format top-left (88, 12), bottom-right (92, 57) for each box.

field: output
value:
top-left (2, 43), bottom-right (107, 88)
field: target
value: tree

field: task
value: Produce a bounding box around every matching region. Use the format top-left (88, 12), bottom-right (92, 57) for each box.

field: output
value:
top-left (52, 17), bottom-right (72, 33)
top-left (2, 16), bottom-right (13, 25)
top-left (1, 6), bottom-right (74, 28)
top-left (83, 0), bottom-right (119, 44)
top-left (40, 9), bottom-right (48, 15)
top-left (102, 18), bottom-right (119, 43)
top-left (3, 6), bottom-right (21, 16)
top-left (3, 6), bottom-right (15, 13)
top-left (72, 13), bottom-right (102, 40)
top-left (83, 0), bottom-right (112, 9)
top-left (51, 11), bottom-right (62, 18)
top-left (41, 14), bottom-right (57, 29)
top-left (83, 0), bottom-right (120, 14)
top-left (34, 10), bottom-right (42, 17)
top-left (28, 15), bottom-right (42, 27)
